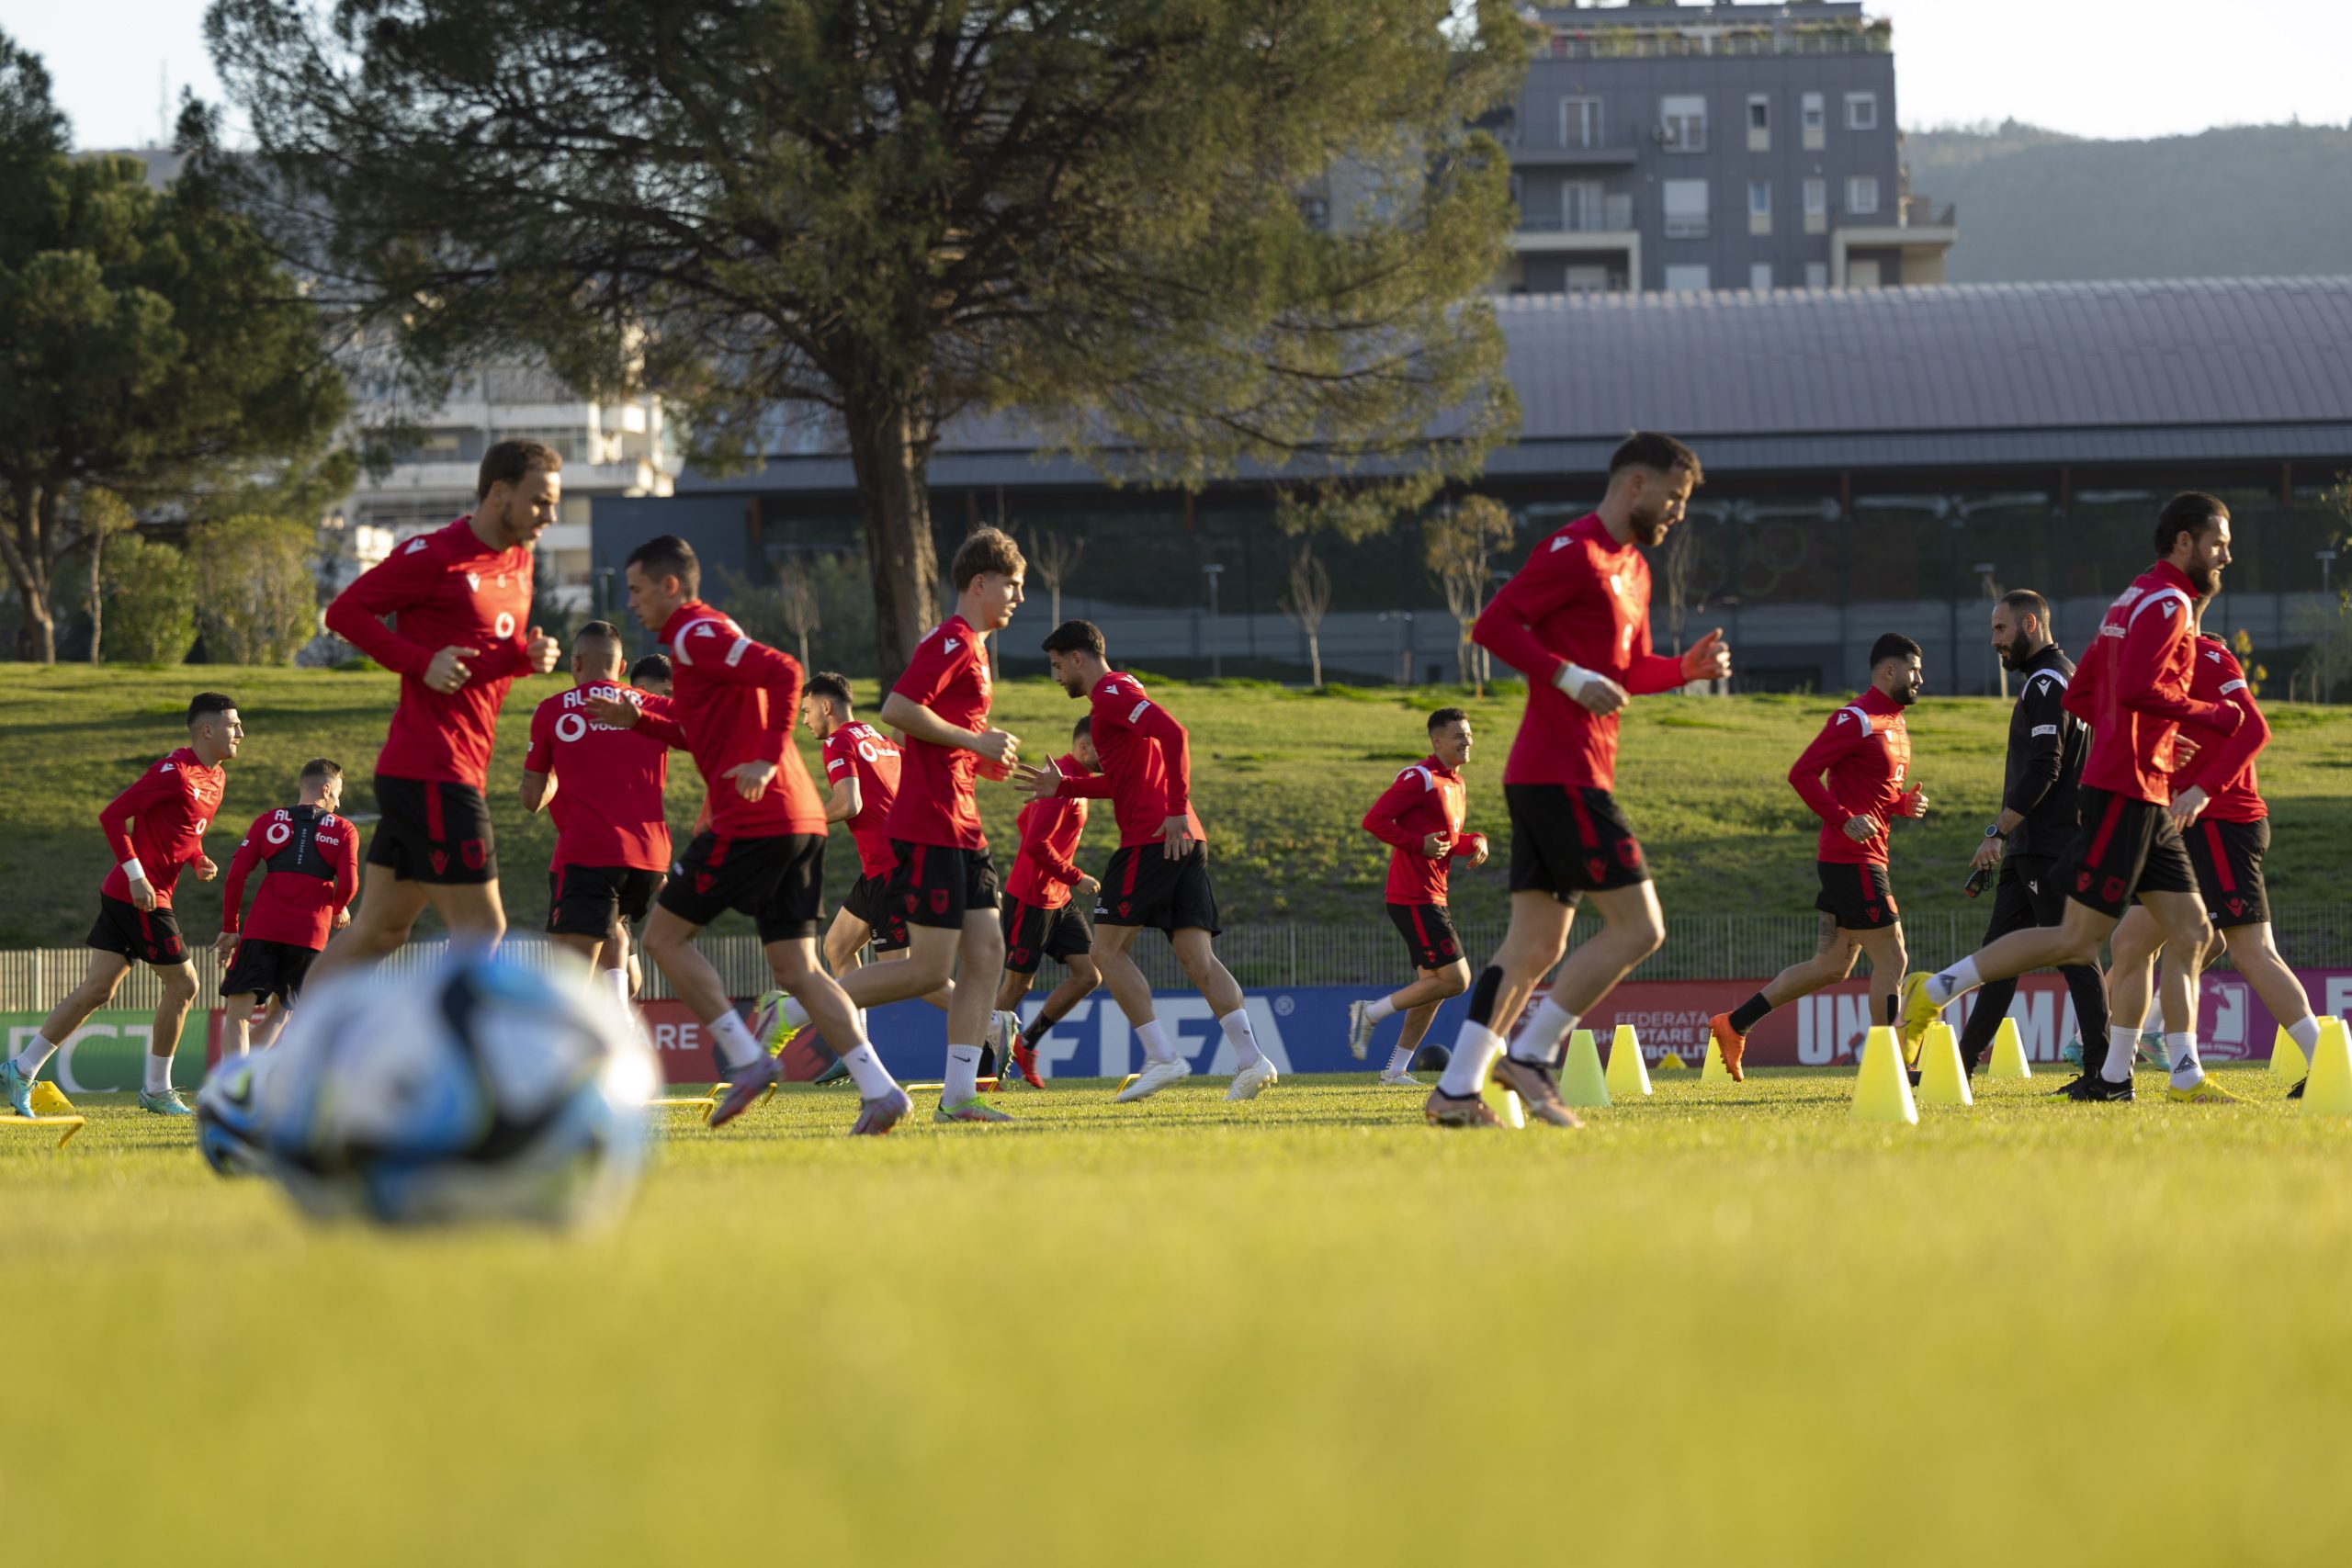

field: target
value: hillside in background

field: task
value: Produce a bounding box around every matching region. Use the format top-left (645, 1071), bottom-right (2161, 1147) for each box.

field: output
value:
top-left (1908, 120), bottom-right (2352, 283)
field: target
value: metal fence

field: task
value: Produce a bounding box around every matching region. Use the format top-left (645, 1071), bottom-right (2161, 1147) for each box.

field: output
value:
top-left (6, 907), bottom-right (2350, 1013)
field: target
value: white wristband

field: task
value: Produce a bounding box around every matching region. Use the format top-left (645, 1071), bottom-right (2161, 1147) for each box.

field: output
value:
top-left (121, 858), bottom-right (146, 882)
top-left (1553, 662), bottom-right (1600, 698)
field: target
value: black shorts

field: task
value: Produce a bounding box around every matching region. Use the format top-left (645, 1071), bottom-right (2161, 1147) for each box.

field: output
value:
top-left (1815, 861), bottom-right (1901, 931)
top-left (1505, 784), bottom-right (1649, 903)
top-left (86, 895), bottom-right (188, 968)
top-left (1977, 853), bottom-right (2068, 945)
top-left (366, 775), bottom-right (497, 886)
top-left (2186, 816), bottom-right (2270, 930)
top-left (220, 936), bottom-right (318, 1004)
top-left (1001, 897), bottom-right (1094, 975)
top-left (547, 864), bottom-right (665, 939)
top-left (656, 832), bottom-right (825, 942)
top-left (887, 840), bottom-right (1001, 931)
top-left (2056, 786), bottom-right (2195, 917)
top-left (1386, 901), bottom-right (1464, 970)
top-left (1096, 842), bottom-right (1221, 936)
top-left (841, 870), bottom-right (910, 953)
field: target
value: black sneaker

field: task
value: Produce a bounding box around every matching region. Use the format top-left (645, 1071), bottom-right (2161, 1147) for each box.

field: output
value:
top-left (2288, 1077), bottom-right (2309, 1100)
top-left (2056, 1074), bottom-right (2134, 1103)
top-left (2048, 1072), bottom-right (2091, 1096)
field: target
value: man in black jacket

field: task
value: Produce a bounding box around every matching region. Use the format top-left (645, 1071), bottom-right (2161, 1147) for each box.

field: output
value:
top-left (1955, 590), bottom-right (2110, 1076)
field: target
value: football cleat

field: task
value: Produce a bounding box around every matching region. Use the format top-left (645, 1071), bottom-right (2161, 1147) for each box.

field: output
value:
top-left (1, 1058), bottom-right (34, 1120)
top-left (2165, 1076), bottom-right (2241, 1105)
top-left (1377, 1069), bottom-right (1423, 1087)
top-left (1115, 1058), bottom-right (1193, 1103)
top-left (935, 1096), bottom-right (1013, 1123)
top-left (2060, 1035), bottom-right (2085, 1067)
top-left (851, 1086), bottom-right (912, 1136)
top-left (1346, 1000), bottom-right (1376, 1061)
top-left (2056, 1074), bottom-right (2135, 1103)
top-left (749, 989), bottom-right (801, 1055)
top-left (1896, 972), bottom-right (1943, 1055)
top-left (1004, 1040), bottom-right (1046, 1090)
top-left (2288, 1077), bottom-right (2310, 1100)
top-left (809, 1053), bottom-right (851, 1088)
top-left (1492, 1055), bottom-right (1583, 1129)
top-left (1707, 1012), bottom-right (1747, 1083)
top-left (1423, 1089), bottom-right (1502, 1128)
top-left (137, 1087), bottom-right (194, 1117)
top-left (708, 1054), bottom-right (784, 1128)
top-left (2138, 1032), bottom-right (2169, 1070)
top-left (1227, 1055), bottom-right (1278, 1102)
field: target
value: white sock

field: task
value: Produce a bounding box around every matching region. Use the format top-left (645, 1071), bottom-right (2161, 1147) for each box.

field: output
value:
top-left (602, 967), bottom-right (630, 1007)
top-left (1511, 995), bottom-right (1579, 1064)
top-left (855, 1008), bottom-right (869, 1039)
top-left (2287, 1015), bottom-right (2323, 1054)
top-left (2102, 1024), bottom-right (2140, 1084)
top-left (839, 1043), bottom-right (897, 1099)
top-left (1365, 995), bottom-right (1398, 1025)
top-left (1136, 1018), bottom-right (1176, 1065)
top-left (710, 1010), bottom-right (764, 1073)
top-left (1384, 1043), bottom-right (1414, 1076)
top-left (1218, 1009), bottom-right (1264, 1071)
top-left (142, 1052), bottom-right (173, 1095)
top-left (1439, 1021), bottom-right (1507, 1098)
top-left (943, 1043), bottom-right (982, 1104)
top-left (15, 1032), bottom-right (60, 1076)
top-left (2166, 1032), bottom-right (2203, 1089)
top-left (1928, 957), bottom-right (1984, 1007)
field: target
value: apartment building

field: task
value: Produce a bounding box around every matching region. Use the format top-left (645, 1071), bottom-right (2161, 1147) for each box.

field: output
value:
top-left (1498, 1), bottom-right (1955, 293)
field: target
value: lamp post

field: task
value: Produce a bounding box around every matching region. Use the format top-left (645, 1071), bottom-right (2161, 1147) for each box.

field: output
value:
top-left (2320, 548), bottom-right (2339, 704)
top-left (1202, 563), bottom-right (1225, 680)
top-left (1973, 561), bottom-right (2000, 698)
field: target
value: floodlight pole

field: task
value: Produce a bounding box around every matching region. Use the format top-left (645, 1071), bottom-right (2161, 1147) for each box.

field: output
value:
top-left (1202, 563), bottom-right (1225, 680)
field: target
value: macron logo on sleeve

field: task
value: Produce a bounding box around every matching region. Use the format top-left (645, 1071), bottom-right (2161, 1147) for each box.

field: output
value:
top-left (404, 537), bottom-right (428, 554)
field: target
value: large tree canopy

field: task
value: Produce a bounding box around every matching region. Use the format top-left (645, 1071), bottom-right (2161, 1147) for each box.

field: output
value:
top-left (209, 0), bottom-right (1525, 674)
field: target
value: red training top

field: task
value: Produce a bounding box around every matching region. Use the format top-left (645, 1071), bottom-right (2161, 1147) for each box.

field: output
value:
top-left (1786, 685), bottom-right (1919, 867)
top-left (821, 721), bottom-right (904, 879)
top-left (2064, 560), bottom-right (2241, 805)
top-left (885, 615), bottom-right (994, 851)
top-left (1052, 671), bottom-right (1207, 849)
top-left (98, 747), bottom-right (225, 908)
top-left (2171, 635), bottom-right (2269, 824)
top-left (1361, 755), bottom-right (1487, 906)
top-left (220, 804), bottom-right (359, 949)
top-left (1473, 513), bottom-right (1690, 792)
top-left (658, 602), bottom-right (826, 839)
top-left (524, 682), bottom-right (684, 872)
top-left (323, 516), bottom-right (536, 789)
top-left (1006, 752), bottom-right (1093, 909)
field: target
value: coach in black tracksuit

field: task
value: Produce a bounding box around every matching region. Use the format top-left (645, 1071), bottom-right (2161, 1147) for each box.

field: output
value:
top-left (1956, 590), bottom-right (2109, 1075)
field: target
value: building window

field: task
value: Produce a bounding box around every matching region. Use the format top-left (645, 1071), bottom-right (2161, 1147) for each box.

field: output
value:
top-left (1801, 92), bottom-right (1826, 150)
top-left (1562, 179), bottom-right (1608, 231)
top-left (1845, 92), bottom-right (1878, 131)
top-left (1750, 262), bottom-right (1774, 292)
top-left (1664, 264), bottom-right (1712, 293)
top-left (1560, 96), bottom-right (1603, 149)
top-left (1659, 94), bottom-right (1707, 152)
top-left (1847, 175), bottom-right (1881, 216)
top-left (1803, 179), bottom-right (1827, 216)
top-left (1747, 179), bottom-right (1771, 235)
top-left (1747, 93), bottom-right (1770, 152)
top-left (1663, 178), bottom-right (1710, 239)
top-left (1805, 261), bottom-right (1828, 289)
top-left (1849, 257), bottom-right (1884, 288)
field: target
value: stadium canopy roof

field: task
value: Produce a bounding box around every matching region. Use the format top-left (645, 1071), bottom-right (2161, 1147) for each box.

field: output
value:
top-left (681, 276), bottom-right (2352, 493)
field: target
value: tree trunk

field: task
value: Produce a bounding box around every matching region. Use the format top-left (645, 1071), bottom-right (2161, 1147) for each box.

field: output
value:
top-left (2, 478), bottom-right (57, 663)
top-left (1308, 630), bottom-right (1323, 690)
top-left (88, 528), bottom-right (105, 665)
top-left (843, 384), bottom-right (942, 681)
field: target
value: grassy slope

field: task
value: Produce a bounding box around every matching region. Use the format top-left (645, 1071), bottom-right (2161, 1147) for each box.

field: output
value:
top-left (7, 1068), bottom-right (2350, 1564)
top-left (4, 665), bottom-right (2352, 948)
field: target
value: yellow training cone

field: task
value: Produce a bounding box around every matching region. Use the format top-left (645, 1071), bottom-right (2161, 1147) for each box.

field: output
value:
top-left (1654, 1049), bottom-right (1690, 1072)
top-left (1483, 1075), bottom-right (1527, 1129)
top-left (2300, 1018), bottom-right (2352, 1117)
top-left (2272, 1025), bottom-right (2310, 1081)
top-left (1989, 1016), bottom-right (2032, 1079)
top-left (1606, 1023), bottom-right (1654, 1098)
top-left (29, 1081), bottom-right (74, 1115)
top-left (1851, 1025), bottom-right (1919, 1125)
top-left (1915, 1021), bottom-right (1973, 1107)
top-left (1561, 1028), bottom-right (1611, 1109)
top-left (1702, 1037), bottom-right (1734, 1083)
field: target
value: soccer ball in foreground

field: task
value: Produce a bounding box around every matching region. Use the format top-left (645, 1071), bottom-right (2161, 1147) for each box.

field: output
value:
top-left (196, 1049), bottom-right (277, 1177)
top-left (256, 946), bottom-right (659, 1227)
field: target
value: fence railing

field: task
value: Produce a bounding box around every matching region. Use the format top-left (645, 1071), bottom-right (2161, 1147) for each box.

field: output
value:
top-left (7, 908), bottom-right (2350, 1014)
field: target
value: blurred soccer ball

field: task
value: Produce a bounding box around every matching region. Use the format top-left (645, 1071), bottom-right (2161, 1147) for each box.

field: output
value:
top-left (257, 946), bottom-right (658, 1227)
top-left (196, 1049), bottom-right (277, 1177)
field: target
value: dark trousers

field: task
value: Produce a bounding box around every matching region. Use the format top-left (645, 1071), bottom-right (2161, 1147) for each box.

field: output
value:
top-left (1956, 853), bottom-right (2110, 1070)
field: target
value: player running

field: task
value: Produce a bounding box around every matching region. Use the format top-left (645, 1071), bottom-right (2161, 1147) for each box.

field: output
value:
top-left (2106, 592), bottom-right (2323, 1098)
top-left (1347, 707), bottom-right (1488, 1086)
top-left (311, 440), bottom-right (563, 982)
top-left (1709, 636), bottom-right (1929, 1070)
top-left (1953, 592), bottom-right (2110, 1079)
top-left (1422, 433), bottom-right (1731, 1129)
top-left (594, 535), bottom-right (909, 1132)
top-left (214, 759), bottom-right (359, 1055)
top-left (1023, 618), bottom-right (1279, 1104)
top-left (995, 716), bottom-right (1105, 1089)
top-left (5, 693), bottom-right (239, 1119)
top-left (521, 621), bottom-right (681, 1008)
top-left (1899, 494), bottom-right (2243, 1102)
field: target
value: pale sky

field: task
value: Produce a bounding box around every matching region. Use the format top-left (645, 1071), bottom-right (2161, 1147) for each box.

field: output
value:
top-left (10, 0), bottom-right (2352, 151)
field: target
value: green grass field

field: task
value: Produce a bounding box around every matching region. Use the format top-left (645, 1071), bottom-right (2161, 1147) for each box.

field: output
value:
top-left (6, 664), bottom-right (2352, 946)
top-left (8, 1067), bottom-right (2351, 1565)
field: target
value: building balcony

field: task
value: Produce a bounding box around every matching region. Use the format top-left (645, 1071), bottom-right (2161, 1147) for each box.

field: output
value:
top-left (1502, 123), bottom-right (1644, 167)
top-left (1516, 194), bottom-right (1635, 237)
